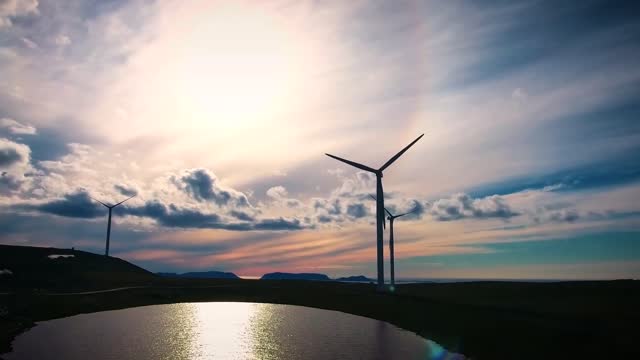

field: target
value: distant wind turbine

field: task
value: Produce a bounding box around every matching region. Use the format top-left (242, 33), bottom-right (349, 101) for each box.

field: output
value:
top-left (326, 134), bottom-right (424, 291)
top-left (91, 195), bottom-right (135, 256)
top-left (370, 195), bottom-right (417, 291)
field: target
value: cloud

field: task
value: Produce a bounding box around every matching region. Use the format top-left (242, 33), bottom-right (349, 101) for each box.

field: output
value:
top-left (266, 185), bottom-right (302, 208)
top-left (26, 191), bottom-right (104, 219)
top-left (429, 193), bottom-right (520, 221)
top-left (0, 0), bottom-right (38, 28)
top-left (21, 37), bottom-right (38, 49)
top-left (313, 198), bottom-right (339, 214)
top-left (12, 187), bottom-right (300, 231)
top-left (120, 200), bottom-right (304, 231)
top-left (114, 184), bottom-right (137, 197)
top-left (0, 118), bottom-right (37, 135)
top-left (266, 186), bottom-right (287, 199)
top-left (0, 140), bottom-right (24, 167)
top-left (548, 209), bottom-right (580, 223)
top-left (0, 138), bottom-right (34, 194)
top-left (530, 204), bottom-right (582, 224)
top-left (346, 203), bottom-right (368, 218)
top-left (175, 168), bottom-right (250, 208)
top-left (54, 34), bottom-right (71, 46)
top-left (333, 171), bottom-right (376, 198)
top-left (252, 217), bottom-right (305, 231)
top-left (136, 203), bottom-right (222, 228)
top-left (229, 210), bottom-right (255, 222)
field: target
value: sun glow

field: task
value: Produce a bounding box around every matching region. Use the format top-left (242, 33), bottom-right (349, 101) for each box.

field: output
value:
top-left (88, 1), bottom-right (342, 179)
top-left (174, 3), bottom-right (306, 132)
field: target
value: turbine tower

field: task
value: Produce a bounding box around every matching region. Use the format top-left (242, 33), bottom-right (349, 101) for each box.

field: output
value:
top-left (91, 195), bottom-right (135, 256)
top-left (326, 134), bottom-right (423, 291)
top-left (370, 195), bottom-right (417, 291)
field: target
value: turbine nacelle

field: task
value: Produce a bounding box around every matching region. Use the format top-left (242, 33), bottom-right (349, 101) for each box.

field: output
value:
top-left (91, 195), bottom-right (136, 209)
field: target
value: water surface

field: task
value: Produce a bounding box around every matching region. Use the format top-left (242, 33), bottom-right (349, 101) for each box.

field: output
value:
top-left (5, 302), bottom-right (464, 360)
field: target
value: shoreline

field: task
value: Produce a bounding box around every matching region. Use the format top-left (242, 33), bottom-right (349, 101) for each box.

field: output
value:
top-left (1, 279), bottom-right (638, 359)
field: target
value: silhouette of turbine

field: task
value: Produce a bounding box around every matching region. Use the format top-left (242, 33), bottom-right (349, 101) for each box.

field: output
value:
top-left (91, 195), bottom-right (135, 256)
top-left (326, 134), bottom-right (423, 291)
top-left (370, 195), bottom-right (417, 291)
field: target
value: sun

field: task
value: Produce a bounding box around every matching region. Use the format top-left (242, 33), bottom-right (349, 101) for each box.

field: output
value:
top-left (174, 3), bottom-right (303, 132)
top-left (90, 1), bottom-right (336, 173)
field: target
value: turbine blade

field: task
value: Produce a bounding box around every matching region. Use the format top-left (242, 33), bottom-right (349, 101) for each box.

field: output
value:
top-left (384, 207), bottom-right (393, 217)
top-left (379, 134), bottom-right (424, 172)
top-left (397, 207), bottom-right (419, 218)
top-left (369, 194), bottom-right (377, 201)
top-left (90, 196), bottom-right (110, 208)
top-left (112, 195), bottom-right (136, 208)
top-left (380, 181), bottom-right (386, 230)
top-left (325, 153), bottom-right (377, 173)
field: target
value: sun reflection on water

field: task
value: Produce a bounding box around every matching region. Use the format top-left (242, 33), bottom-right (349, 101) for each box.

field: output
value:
top-left (189, 302), bottom-right (255, 359)
top-left (177, 302), bottom-right (284, 359)
top-left (6, 302), bottom-right (464, 360)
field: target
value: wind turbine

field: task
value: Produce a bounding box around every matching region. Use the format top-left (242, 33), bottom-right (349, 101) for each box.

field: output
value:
top-left (91, 195), bottom-right (135, 256)
top-left (370, 195), bottom-right (417, 291)
top-left (326, 134), bottom-right (424, 291)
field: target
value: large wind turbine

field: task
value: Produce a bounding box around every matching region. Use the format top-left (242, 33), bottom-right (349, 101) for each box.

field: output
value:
top-left (370, 195), bottom-right (417, 291)
top-left (326, 134), bottom-right (424, 291)
top-left (91, 195), bottom-right (135, 256)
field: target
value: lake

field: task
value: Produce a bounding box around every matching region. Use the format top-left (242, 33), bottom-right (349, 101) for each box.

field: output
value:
top-left (4, 302), bottom-right (465, 359)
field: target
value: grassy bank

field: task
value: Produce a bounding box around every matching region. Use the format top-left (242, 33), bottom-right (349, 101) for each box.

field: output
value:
top-left (1, 278), bottom-right (638, 359)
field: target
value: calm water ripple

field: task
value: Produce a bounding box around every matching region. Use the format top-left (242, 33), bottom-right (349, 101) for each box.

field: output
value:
top-left (5, 302), bottom-right (465, 360)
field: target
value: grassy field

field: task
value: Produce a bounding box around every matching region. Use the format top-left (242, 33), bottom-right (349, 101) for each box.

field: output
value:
top-left (1, 245), bottom-right (639, 359)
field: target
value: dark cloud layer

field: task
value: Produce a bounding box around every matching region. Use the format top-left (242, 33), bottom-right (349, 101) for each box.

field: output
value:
top-left (229, 210), bottom-right (255, 222)
top-left (26, 191), bottom-right (104, 219)
top-left (0, 146), bottom-right (23, 167)
top-left (346, 203), bottom-right (368, 218)
top-left (16, 188), bottom-right (304, 231)
top-left (121, 200), bottom-right (304, 231)
top-left (114, 184), bottom-right (138, 197)
top-left (176, 168), bottom-right (250, 207)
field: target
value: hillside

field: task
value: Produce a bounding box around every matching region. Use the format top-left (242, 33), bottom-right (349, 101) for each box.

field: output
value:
top-left (0, 244), bottom-right (156, 291)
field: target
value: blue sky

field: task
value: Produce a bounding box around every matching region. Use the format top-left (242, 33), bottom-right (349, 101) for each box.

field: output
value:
top-left (0, 0), bottom-right (639, 279)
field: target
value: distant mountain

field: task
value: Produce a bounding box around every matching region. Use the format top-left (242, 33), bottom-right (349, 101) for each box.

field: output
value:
top-left (157, 271), bottom-right (239, 279)
top-left (260, 272), bottom-right (330, 281)
top-left (335, 275), bottom-right (373, 282)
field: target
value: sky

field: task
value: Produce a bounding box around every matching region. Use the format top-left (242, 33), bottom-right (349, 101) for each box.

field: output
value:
top-left (1, 0), bottom-right (639, 279)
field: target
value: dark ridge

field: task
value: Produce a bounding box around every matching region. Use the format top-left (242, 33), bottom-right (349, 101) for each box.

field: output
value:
top-left (260, 272), bottom-right (330, 281)
top-left (0, 244), bottom-right (156, 291)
